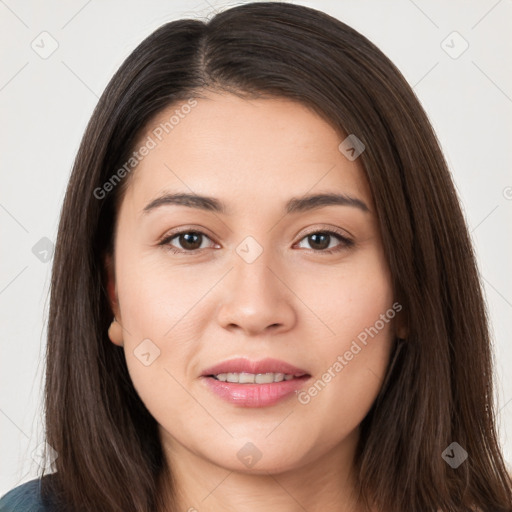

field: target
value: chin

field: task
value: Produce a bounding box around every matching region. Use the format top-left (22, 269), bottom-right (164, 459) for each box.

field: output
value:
top-left (205, 440), bottom-right (312, 476)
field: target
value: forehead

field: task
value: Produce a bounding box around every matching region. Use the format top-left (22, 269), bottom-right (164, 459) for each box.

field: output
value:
top-left (123, 92), bottom-right (373, 215)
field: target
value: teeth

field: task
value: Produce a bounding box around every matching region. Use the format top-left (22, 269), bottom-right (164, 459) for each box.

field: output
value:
top-left (213, 372), bottom-right (300, 383)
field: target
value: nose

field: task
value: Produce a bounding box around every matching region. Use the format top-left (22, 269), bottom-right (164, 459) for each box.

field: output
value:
top-left (215, 250), bottom-right (297, 336)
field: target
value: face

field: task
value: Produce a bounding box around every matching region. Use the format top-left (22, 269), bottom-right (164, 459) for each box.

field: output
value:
top-left (106, 92), bottom-right (404, 475)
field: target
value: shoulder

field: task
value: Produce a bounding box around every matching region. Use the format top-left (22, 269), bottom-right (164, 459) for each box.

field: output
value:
top-left (0, 474), bottom-right (58, 512)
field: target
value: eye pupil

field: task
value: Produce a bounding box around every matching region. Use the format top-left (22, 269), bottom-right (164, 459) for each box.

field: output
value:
top-left (180, 232), bottom-right (202, 250)
top-left (309, 233), bottom-right (330, 250)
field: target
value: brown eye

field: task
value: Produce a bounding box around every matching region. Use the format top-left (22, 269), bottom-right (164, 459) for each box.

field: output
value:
top-left (297, 230), bottom-right (354, 254)
top-left (160, 230), bottom-right (215, 254)
top-left (176, 232), bottom-right (203, 251)
top-left (307, 233), bottom-right (331, 251)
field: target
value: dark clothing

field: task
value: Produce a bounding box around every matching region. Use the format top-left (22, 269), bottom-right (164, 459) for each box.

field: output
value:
top-left (0, 475), bottom-right (59, 512)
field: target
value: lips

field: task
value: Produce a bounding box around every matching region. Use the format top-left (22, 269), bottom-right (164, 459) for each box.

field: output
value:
top-left (201, 357), bottom-right (309, 377)
top-left (200, 357), bottom-right (311, 407)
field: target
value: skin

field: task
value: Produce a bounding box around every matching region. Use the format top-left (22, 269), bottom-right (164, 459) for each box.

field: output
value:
top-left (106, 92), bottom-right (407, 512)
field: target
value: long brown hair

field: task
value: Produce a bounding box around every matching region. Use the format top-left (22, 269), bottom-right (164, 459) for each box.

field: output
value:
top-left (42, 2), bottom-right (512, 511)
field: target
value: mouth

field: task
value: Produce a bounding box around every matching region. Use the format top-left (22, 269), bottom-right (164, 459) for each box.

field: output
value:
top-left (200, 358), bottom-right (311, 407)
top-left (208, 372), bottom-right (309, 384)
top-left (201, 356), bottom-right (310, 377)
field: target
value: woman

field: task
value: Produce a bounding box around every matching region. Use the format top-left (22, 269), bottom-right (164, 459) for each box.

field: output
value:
top-left (1, 2), bottom-right (510, 511)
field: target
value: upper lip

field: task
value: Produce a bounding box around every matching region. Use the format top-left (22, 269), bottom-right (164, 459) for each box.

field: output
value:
top-left (201, 357), bottom-right (309, 377)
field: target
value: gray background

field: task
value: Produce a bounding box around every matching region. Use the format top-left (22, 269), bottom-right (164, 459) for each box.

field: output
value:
top-left (1, 0), bottom-right (511, 494)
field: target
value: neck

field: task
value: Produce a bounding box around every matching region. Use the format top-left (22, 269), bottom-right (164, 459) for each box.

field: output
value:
top-left (157, 428), bottom-right (369, 512)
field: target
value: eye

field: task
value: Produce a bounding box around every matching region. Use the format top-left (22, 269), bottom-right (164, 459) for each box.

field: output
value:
top-left (295, 229), bottom-right (354, 254)
top-left (159, 230), bottom-right (217, 254)
top-left (158, 227), bottom-right (354, 255)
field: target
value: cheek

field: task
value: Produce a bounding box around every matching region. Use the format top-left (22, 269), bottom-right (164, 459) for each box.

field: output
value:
top-left (116, 249), bottom-right (212, 339)
top-left (113, 251), bottom-right (219, 415)
top-left (295, 250), bottom-right (395, 435)
top-left (299, 245), bottom-right (394, 352)
top-left (115, 259), bottom-right (193, 348)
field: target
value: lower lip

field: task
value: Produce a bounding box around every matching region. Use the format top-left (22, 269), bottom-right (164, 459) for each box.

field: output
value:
top-left (202, 376), bottom-right (310, 407)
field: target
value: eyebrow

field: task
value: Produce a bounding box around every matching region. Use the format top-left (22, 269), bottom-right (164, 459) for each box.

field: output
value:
top-left (142, 191), bottom-right (370, 215)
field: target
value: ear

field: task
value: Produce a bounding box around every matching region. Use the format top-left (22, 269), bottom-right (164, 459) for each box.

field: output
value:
top-left (394, 305), bottom-right (409, 340)
top-left (104, 253), bottom-right (123, 346)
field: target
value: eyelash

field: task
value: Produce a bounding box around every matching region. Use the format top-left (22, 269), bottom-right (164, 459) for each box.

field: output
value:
top-left (158, 227), bottom-right (355, 256)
